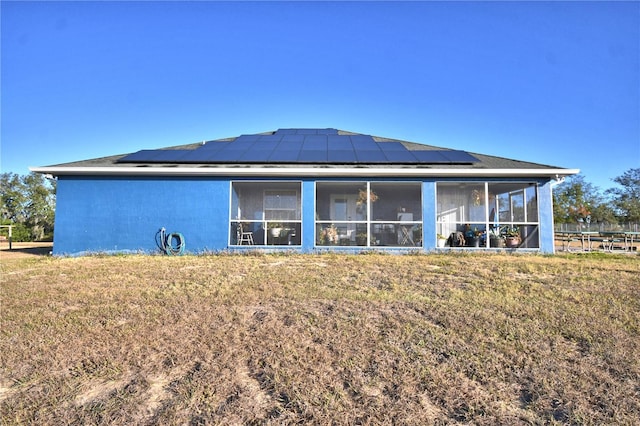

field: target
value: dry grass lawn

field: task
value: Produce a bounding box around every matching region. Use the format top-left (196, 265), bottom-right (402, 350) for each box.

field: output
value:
top-left (1, 251), bottom-right (639, 425)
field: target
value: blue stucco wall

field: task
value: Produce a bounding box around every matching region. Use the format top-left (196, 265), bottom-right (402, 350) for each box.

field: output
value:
top-left (53, 176), bottom-right (556, 255)
top-left (53, 176), bottom-right (229, 255)
top-left (301, 179), bottom-right (316, 251)
top-left (422, 181), bottom-right (437, 250)
top-left (537, 180), bottom-right (555, 253)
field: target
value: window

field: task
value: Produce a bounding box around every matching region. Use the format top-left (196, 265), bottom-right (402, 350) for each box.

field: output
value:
top-left (436, 182), bottom-right (539, 248)
top-left (316, 181), bottom-right (422, 247)
top-left (230, 182), bottom-right (301, 246)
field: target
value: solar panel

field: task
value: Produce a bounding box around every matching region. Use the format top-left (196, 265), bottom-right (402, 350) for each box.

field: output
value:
top-left (180, 148), bottom-right (225, 163)
top-left (119, 149), bottom-right (193, 163)
top-left (280, 134), bottom-right (305, 143)
top-left (115, 129), bottom-right (480, 166)
top-left (327, 135), bottom-right (352, 151)
top-left (269, 149), bottom-right (301, 162)
top-left (412, 151), bottom-right (450, 163)
top-left (355, 150), bottom-right (388, 162)
top-left (230, 134), bottom-right (262, 145)
top-left (240, 150), bottom-right (276, 162)
top-left (378, 142), bottom-right (406, 151)
top-left (199, 141), bottom-right (232, 151)
top-left (118, 150), bottom-right (160, 162)
top-left (328, 150), bottom-right (357, 163)
top-left (440, 150), bottom-right (480, 163)
top-left (382, 150), bottom-right (418, 162)
top-left (302, 135), bottom-right (328, 150)
top-left (240, 140), bottom-right (279, 162)
top-left (316, 128), bottom-right (339, 135)
top-left (350, 135), bottom-right (378, 150)
top-left (297, 149), bottom-right (328, 162)
top-left (148, 150), bottom-right (193, 162)
top-left (274, 129), bottom-right (297, 135)
top-left (257, 134), bottom-right (283, 143)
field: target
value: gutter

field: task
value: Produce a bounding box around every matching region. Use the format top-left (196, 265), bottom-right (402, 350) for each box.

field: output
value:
top-left (30, 166), bottom-right (580, 179)
top-left (30, 166), bottom-right (581, 179)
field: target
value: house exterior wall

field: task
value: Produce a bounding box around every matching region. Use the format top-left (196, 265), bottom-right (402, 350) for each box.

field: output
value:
top-left (537, 180), bottom-right (555, 253)
top-left (53, 176), bottom-right (229, 255)
top-left (52, 175), bottom-right (556, 255)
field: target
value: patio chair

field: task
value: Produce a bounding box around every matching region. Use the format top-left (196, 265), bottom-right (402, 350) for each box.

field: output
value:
top-left (237, 223), bottom-right (254, 245)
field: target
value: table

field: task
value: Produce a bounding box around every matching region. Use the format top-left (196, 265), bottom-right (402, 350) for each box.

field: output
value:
top-left (398, 224), bottom-right (415, 245)
top-left (555, 231), bottom-right (598, 251)
top-left (600, 231), bottom-right (640, 251)
top-left (623, 232), bottom-right (640, 251)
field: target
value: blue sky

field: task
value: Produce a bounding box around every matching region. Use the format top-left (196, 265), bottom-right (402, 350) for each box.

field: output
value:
top-left (2, 1), bottom-right (638, 191)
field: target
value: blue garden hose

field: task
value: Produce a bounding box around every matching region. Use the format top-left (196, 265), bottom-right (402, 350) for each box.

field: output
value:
top-left (158, 227), bottom-right (185, 255)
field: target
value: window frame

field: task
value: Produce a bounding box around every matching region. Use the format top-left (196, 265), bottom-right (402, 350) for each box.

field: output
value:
top-left (315, 181), bottom-right (423, 248)
top-left (229, 181), bottom-right (302, 247)
top-left (435, 181), bottom-right (540, 249)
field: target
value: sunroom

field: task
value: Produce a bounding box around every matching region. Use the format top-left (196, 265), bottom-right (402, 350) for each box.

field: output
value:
top-left (436, 181), bottom-right (540, 249)
top-left (229, 179), bottom-right (540, 250)
top-left (230, 181), bottom-right (302, 246)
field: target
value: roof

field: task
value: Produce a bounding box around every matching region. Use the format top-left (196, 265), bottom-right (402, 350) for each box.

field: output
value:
top-left (31, 128), bottom-right (579, 179)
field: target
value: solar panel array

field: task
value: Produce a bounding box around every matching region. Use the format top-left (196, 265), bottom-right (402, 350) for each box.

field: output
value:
top-left (117, 129), bottom-right (479, 165)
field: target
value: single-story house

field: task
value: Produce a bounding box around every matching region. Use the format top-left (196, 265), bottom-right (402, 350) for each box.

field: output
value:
top-left (31, 128), bottom-right (579, 255)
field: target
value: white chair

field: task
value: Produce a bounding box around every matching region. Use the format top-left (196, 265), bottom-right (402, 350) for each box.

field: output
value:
top-left (237, 223), bottom-right (254, 245)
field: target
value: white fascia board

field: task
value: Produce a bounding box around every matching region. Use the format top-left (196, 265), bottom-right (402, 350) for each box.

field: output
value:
top-left (30, 166), bottom-right (581, 179)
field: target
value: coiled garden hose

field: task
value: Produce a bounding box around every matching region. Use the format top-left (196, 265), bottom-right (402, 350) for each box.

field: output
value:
top-left (157, 227), bottom-right (185, 255)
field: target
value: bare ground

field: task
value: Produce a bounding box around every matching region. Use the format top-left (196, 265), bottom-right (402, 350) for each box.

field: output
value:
top-left (0, 242), bottom-right (53, 260)
top-left (1, 251), bottom-right (639, 425)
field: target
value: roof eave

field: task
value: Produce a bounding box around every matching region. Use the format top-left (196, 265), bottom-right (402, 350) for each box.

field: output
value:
top-left (30, 166), bottom-right (580, 179)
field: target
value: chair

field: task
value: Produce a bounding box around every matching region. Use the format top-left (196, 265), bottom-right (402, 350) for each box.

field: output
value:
top-left (237, 223), bottom-right (254, 245)
top-left (398, 225), bottom-right (415, 245)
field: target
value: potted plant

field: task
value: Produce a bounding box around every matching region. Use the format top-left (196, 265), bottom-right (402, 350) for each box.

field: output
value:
top-left (319, 224), bottom-right (339, 245)
top-left (504, 226), bottom-right (521, 248)
top-left (437, 234), bottom-right (447, 248)
top-left (268, 222), bottom-right (283, 237)
top-left (489, 228), bottom-right (505, 248)
top-left (356, 189), bottom-right (378, 214)
top-left (356, 232), bottom-right (368, 246)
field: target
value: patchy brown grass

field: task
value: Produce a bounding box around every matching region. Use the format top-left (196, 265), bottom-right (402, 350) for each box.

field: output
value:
top-left (1, 252), bottom-right (639, 425)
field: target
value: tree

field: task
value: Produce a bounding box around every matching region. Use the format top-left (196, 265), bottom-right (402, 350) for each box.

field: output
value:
top-left (0, 172), bottom-right (27, 224)
top-left (553, 174), bottom-right (616, 226)
top-left (0, 172), bottom-right (56, 241)
top-left (607, 168), bottom-right (640, 224)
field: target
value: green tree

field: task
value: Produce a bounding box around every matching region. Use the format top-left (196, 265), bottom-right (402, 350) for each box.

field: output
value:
top-left (607, 168), bottom-right (640, 224)
top-left (0, 172), bottom-right (56, 241)
top-left (0, 172), bottom-right (27, 224)
top-left (553, 174), bottom-right (615, 226)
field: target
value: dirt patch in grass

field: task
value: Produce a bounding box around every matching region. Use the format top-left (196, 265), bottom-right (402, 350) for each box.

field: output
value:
top-left (0, 242), bottom-right (52, 260)
top-left (1, 252), bottom-right (639, 424)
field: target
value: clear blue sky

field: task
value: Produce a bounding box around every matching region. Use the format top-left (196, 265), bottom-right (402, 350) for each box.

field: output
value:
top-left (2, 1), bottom-right (639, 191)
